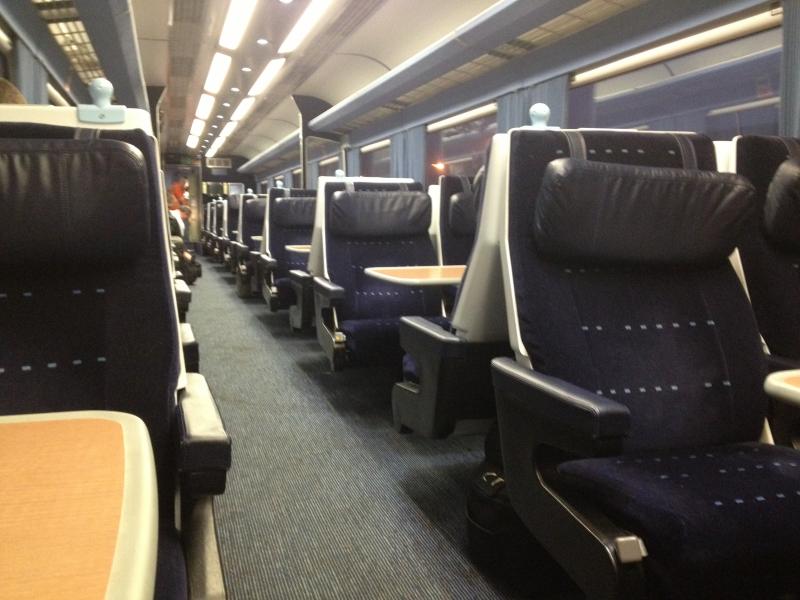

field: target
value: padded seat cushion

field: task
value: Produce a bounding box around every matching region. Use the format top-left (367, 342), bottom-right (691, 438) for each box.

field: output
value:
top-left (448, 191), bottom-right (477, 236)
top-left (329, 191), bottom-right (431, 237)
top-left (400, 316), bottom-right (452, 381)
top-left (155, 524), bottom-right (188, 599)
top-left (558, 443), bottom-right (800, 597)
top-left (274, 276), bottom-right (296, 305)
top-left (272, 196), bottom-right (315, 227)
top-left (534, 159), bottom-right (754, 266)
top-left (341, 318), bottom-right (404, 364)
top-left (764, 158), bottom-right (800, 251)
top-left (0, 138), bottom-right (150, 265)
top-left (342, 315), bottom-right (450, 366)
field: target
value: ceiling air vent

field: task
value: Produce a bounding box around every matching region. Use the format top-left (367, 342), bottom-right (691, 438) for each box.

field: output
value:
top-left (206, 157), bottom-right (232, 169)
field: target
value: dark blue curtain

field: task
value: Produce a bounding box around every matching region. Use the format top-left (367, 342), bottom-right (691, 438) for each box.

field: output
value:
top-left (346, 146), bottom-right (360, 176)
top-left (781, 0), bottom-right (800, 136)
top-left (497, 75), bottom-right (569, 132)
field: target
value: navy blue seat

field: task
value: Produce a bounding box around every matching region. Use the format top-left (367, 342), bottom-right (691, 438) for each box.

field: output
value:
top-left (735, 136), bottom-right (800, 361)
top-left (233, 193), bottom-right (266, 298)
top-left (0, 123), bottom-right (231, 599)
top-left (439, 173), bottom-right (481, 266)
top-left (313, 188), bottom-right (443, 370)
top-left (391, 163), bottom-right (508, 437)
top-left (257, 188), bottom-right (316, 313)
top-left (290, 181), bottom-right (421, 332)
top-left (210, 200), bottom-right (226, 262)
top-left (221, 195), bottom-right (241, 273)
top-left (491, 128), bottom-right (800, 599)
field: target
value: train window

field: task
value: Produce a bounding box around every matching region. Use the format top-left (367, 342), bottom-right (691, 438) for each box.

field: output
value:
top-left (425, 103), bottom-right (496, 186)
top-left (360, 139), bottom-right (390, 177)
top-left (291, 168), bottom-right (301, 182)
top-left (568, 25), bottom-right (782, 138)
top-left (273, 175), bottom-right (285, 187)
top-left (318, 155), bottom-right (340, 177)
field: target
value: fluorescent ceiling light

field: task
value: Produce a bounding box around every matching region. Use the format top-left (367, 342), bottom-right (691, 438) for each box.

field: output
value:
top-left (257, 38), bottom-right (269, 46)
top-left (190, 118), bottom-right (206, 136)
top-left (360, 139), bottom-right (390, 154)
top-left (248, 58), bottom-right (286, 96)
top-left (47, 83), bottom-right (69, 106)
top-left (204, 52), bottom-right (232, 94)
top-left (707, 96), bottom-right (779, 117)
top-left (231, 96), bottom-right (256, 121)
top-left (219, 0), bottom-right (258, 50)
top-left (0, 25), bottom-right (12, 53)
top-left (186, 134), bottom-right (199, 149)
top-left (196, 93), bottom-right (215, 119)
top-left (319, 155), bottom-right (339, 166)
top-left (220, 121), bottom-right (238, 137)
top-left (278, 0), bottom-right (333, 54)
top-left (426, 103), bottom-right (497, 133)
top-left (207, 137), bottom-right (227, 158)
top-left (572, 10), bottom-right (782, 86)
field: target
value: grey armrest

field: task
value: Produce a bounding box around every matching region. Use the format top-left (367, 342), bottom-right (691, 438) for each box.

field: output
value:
top-left (175, 278), bottom-right (191, 304)
top-left (177, 373), bottom-right (231, 496)
top-left (313, 276), bottom-right (345, 301)
top-left (399, 316), bottom-right (464, 357)
top-left (258, 254), bottom-right (278, 271)
top-left (289, 268), bottom-right (312, 283)
top-left (492, 357), bottom-right (630, 456)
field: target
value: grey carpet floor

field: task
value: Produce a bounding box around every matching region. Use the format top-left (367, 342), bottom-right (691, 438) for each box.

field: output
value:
top-left (188, 263), bottom-right (525, 600)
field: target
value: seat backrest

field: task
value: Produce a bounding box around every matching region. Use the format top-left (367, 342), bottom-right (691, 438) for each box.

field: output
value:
top-left (324, 190), bottom-right (441, 321)
top-left (439, 174), bottom-right (479, 265)
top-left (215, 200), bottom-right (225, 236)
top-left (309, 177), bottom-right (419, 276)
top-left (503, 129), bottom-right (766, 452)
top-left (734, 135), bottom-right (800, 359)
top-left (267, 194), bottom-right (316, 278)
top-left (0, 123), bottom-right (180, 517)
top-left (237, 193), bottom-right (266, 250)
top-left (226, 194), bottom-right (241, 239)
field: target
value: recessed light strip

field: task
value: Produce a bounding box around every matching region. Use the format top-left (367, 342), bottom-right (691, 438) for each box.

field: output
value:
top-left (278, 0), bottom-right (333, 54)
top-left (219, 0), bottom-right (258, 50)
top-left (190, 118), bottom-right (206, 137)
top-left (204, 52), bottom-right (232, 94)
top-left (206, 137), bottom-right (227, 158)
top-left (186, 134), bottom-right (199, 149)
top-left (196, 93), bottom-right (215, 119)
top-left (249, 58), bottom-right (286, 96)
top-left (360, 139), bottom-right (390, 154)
top-left (231, 97), bottom-right (256, 121)
top-left (220, 121), bottom-right (238, 137)
top-left (572, 10), bottom-right (782, 87)
top-left (426, 103), bottom-right (497, 133)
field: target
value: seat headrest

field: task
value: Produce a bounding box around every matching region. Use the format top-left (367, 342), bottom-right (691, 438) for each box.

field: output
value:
top-left (243, 196), bottom-right (266, 222)
top-left (328, 191), bottom-right (430, 238)
top-left (448, 191), bottom-right (477, 236)
top-left (764, 158), bottom-right (800, 251)
top-left (534, 158), bottom-right (754, 266)
top-left (288, 188), bottom-right (316, 197)
top-left (272, 196), bottom-right (315, 227)
top-left (0, 138), bottom-right (149, 266)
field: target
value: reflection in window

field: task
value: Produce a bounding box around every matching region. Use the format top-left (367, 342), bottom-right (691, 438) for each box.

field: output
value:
top-left (425, 110), bottom-right (496, 186)
top-left (318, 156), bottom-right (340, 177)
top-left (360, 141), bottom-right (390, 177)
top-left (568, 28), bottom-right (782, 139)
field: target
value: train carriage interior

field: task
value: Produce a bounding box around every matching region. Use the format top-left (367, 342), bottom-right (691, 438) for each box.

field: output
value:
top-left (4, 0), bottom-right (800, 598)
